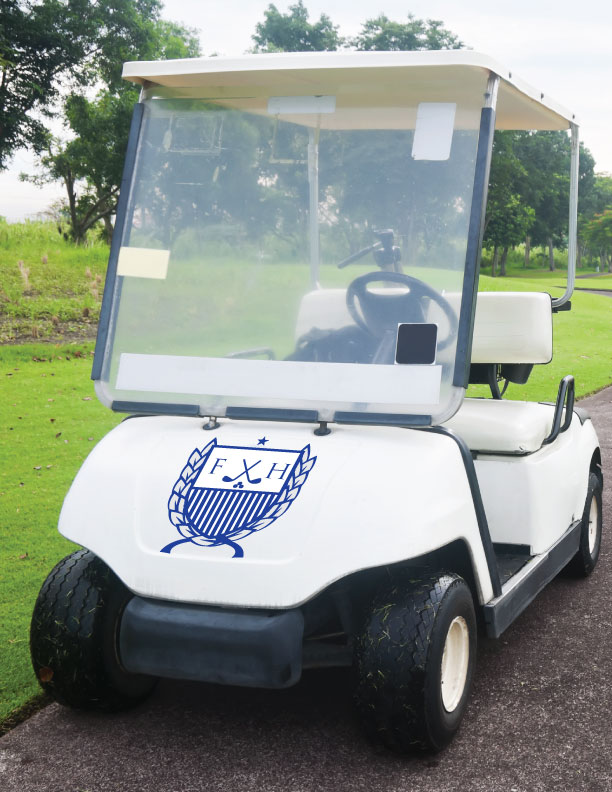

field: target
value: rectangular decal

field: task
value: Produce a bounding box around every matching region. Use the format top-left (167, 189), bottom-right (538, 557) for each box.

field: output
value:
top-left (412, 103), bottom-right (456, 161)
top-left (117, 246), bottom-right (170, 280)
top-left (267, 95), bottom-right (336, 115)
top-left (395, 323), bottom-right (438, 365)
top-left (193, 447), bottom-right (301, 494)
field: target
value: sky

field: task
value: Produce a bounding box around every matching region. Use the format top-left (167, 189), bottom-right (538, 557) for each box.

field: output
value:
top-left (2, 0), bottom-right (611, 221)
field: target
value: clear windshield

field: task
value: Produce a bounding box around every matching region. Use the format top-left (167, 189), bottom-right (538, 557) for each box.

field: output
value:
top-left (96, 91), bottom-right (484, 423)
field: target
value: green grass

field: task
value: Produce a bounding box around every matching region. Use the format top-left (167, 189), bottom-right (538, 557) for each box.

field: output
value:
top-left (574, 275), bottom-right (612, 289)
top-left (0, 342), bottom-right (121, 723)
top-left (0, 219), bottom-right (107, 342)
top-left (1, 224), bottom-right (612, 728)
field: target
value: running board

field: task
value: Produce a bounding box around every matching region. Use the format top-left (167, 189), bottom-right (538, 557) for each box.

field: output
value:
top-left (483, 520), bottom-right (581, 638)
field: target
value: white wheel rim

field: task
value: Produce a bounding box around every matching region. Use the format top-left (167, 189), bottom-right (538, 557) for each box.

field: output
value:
top-left (440, 616), bottom-right (470, 713)
top-left (588, 495), bottom-right (599, 555)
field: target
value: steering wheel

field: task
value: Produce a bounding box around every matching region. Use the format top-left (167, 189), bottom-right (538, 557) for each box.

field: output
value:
top-left (345, 271), bottom-right (458, 352)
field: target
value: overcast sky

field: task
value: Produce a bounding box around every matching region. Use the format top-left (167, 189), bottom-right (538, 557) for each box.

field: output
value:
top-left (2, 0), bottom-right (611, 221)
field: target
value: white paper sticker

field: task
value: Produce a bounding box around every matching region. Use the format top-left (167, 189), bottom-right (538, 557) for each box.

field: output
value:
top-left (267, 95), bottom-right (336, 115)
top-left (412, 103), bottom-right (456, 161)
top-left (117, 247), bottom-right (170, 280)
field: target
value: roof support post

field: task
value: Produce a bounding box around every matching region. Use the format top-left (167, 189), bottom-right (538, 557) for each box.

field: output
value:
top-left (308, 126), bottom-right (320, 290)
top-left (552, 123), bottom-right (579, 309)
top-left (453, 73), bottom-right (500, 388)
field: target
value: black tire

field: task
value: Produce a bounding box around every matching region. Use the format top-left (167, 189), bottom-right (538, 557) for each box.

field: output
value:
top-left (30, 549), bottom-right (156, 711)
top-left (354, 571), bottom-right (476, 754)
top-left (566, 471), bottom-right (603, 577)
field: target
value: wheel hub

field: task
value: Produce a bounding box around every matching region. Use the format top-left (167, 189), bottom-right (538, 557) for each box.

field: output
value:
top-left (588, 496), bottom-right (599, 554)
top-left (440, 615), bottom-right (470, 712)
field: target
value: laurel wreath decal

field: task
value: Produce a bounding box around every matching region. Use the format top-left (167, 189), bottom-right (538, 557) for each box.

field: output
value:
top-left (161, 440), bottom-right (316, 557)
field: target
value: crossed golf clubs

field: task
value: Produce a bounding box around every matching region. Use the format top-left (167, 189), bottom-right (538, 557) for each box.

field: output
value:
top-left (223, 459), bottom-right (262, 489)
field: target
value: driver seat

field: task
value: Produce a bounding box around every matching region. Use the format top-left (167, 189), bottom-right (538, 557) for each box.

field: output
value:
top-left (295, 289), bottom-right (552, 371)
top-left (294, 289), bottom-right (556, 454)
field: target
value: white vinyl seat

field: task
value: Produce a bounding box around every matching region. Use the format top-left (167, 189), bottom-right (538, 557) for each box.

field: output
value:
top-left (443, 399), bottom-right (556, 454)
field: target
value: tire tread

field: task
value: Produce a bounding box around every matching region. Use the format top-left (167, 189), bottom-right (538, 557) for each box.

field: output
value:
top-left (30, 550), bottom-right (155, 711)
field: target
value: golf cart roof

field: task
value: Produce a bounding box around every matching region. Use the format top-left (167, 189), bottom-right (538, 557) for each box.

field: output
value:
top-left (123, 50), bottom-right (576, 132)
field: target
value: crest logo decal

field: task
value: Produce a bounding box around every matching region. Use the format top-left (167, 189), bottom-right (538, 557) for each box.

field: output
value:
top-left (162, 438), bottom-right (316, 557)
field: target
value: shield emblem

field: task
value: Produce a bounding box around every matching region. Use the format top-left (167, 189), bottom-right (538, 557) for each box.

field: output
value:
top-left (162, 438), bottom-right (316, 557)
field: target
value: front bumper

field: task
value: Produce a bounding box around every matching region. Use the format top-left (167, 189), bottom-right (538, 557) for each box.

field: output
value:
top-left (119, 596), bottom-right (304, 689)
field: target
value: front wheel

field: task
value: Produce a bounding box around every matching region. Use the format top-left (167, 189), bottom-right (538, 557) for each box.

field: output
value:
top-left (354, 571), bottom-right (476, 753)
top-left (30, 549), bottom-right (157, 711)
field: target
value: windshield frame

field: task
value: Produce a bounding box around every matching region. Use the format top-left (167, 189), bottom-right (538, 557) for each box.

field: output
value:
top-left (92, 71), bottom-right (500, 427)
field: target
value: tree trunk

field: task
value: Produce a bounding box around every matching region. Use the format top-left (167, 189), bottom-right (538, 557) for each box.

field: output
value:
top-left (599, 252), bottom-right (606, 273)
top-left (103, 215), bottom-right (114, 245)
top-left (500, 246), bottom-right (509, 277)
top-left (577, 240), bottom-right (583, 269)
top-left (62, 168), bottom-right (80, 243)
top-left (491, 245), bottom-right (499, 277)
top-left (524, 235), bottom-right (531, 268)
top-left (548, 237), bottom-right (555, 271)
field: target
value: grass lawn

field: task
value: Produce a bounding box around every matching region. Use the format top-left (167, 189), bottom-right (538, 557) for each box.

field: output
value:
top-left (0, 220), bottom-right (107, 343)
top-left (1, 228), bottom-right (611, 729)
top-left (0, 342), bottom-right (121, 725)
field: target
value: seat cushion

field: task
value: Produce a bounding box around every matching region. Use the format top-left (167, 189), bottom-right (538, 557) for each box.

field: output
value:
top-left (443, 398), bottom-right (555, 454)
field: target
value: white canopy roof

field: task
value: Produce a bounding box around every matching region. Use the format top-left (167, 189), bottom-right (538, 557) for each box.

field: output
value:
top-left (122, 50), bottom-right (576, 132)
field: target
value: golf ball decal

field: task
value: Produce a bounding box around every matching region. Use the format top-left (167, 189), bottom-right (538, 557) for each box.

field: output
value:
top-left (163, 438), bottom-right (316, 557)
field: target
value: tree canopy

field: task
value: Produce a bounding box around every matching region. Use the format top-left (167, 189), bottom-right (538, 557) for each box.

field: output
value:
top-left (21, 8), bottom-right (200, 243)
top-left (7, 1), bottom-right (610, 262)
top-left (251, 3), bottom-right (463, 53)
top-left (0, 0), bottom-right (168, 169)
top-left (252, 1), bottom-right (341, 52)
top-left (349, 14), bottom-right (463, 51)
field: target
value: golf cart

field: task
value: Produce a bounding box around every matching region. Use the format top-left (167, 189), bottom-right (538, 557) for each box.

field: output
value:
top-left (31, 51), bottom-right (602, 753)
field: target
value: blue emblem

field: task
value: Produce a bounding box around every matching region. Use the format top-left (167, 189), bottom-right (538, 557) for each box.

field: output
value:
top-left (162, 439), bottom-right (316, 557)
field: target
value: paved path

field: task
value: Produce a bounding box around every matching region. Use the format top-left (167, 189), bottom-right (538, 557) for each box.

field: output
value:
top-left (2, 388), bottom-right (612, 792)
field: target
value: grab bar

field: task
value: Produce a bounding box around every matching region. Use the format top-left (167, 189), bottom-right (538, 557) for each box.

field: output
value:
top-left (542, 375), bottom-right (575, 445)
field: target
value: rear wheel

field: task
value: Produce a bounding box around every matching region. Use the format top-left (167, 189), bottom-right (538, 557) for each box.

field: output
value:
top-left (30, 549), bottom-right (156, 711)
top-left (353, 571), bottom-right (476, 753)
top-left (566, 471), bottom-right (602, 577)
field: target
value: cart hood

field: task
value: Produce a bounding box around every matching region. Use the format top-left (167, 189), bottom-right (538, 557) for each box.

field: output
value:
top-left (59, 415), bottom-right (493, 607)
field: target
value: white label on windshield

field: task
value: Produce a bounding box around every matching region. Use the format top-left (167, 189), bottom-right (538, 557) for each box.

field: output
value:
top-left (268, 95), bottom-right (336, 115)
top-left (412, 103), bottom-right (456, 161)
top-left (117, 247), bottom-right (170, 279)
top-left (115, 354), bottom-right (442, 406)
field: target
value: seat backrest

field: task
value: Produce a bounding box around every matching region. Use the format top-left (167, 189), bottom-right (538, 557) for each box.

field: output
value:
top-left (467, 292), bottom-right (552, 365)
top-left (295, 289), bottom-right (553, 365)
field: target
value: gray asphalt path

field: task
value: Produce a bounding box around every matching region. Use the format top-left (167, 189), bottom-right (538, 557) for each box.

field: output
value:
top-left (2, 388), bottom-right (612, 792)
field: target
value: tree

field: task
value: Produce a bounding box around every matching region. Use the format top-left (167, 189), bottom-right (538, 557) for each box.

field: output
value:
top-left (23, 17), bottom-right (200, 243)
top-left (484, 131), bottom-right (533, 274)
top-left (0, 0), bottom-right (163, 169)
top-left (252, 1), bottom-right (342, 52)
top-left (583, 208), bottom-right (612, 272)
top-left (485, 194), bottom-right (534, 276)
top-left (349, 14), bottom-right (463, 51)
top-left (27, 91), bottom-right (136, 243)
top-left (577, 171), bottom-right (612, 266)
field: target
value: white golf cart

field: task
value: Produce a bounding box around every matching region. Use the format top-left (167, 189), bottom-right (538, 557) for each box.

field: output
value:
top-left (31, 51), bottom-right (602, 753)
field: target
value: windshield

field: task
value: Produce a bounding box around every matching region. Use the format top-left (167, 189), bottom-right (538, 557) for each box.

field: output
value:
top-left (95, 89), bottom-right (485, 424)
